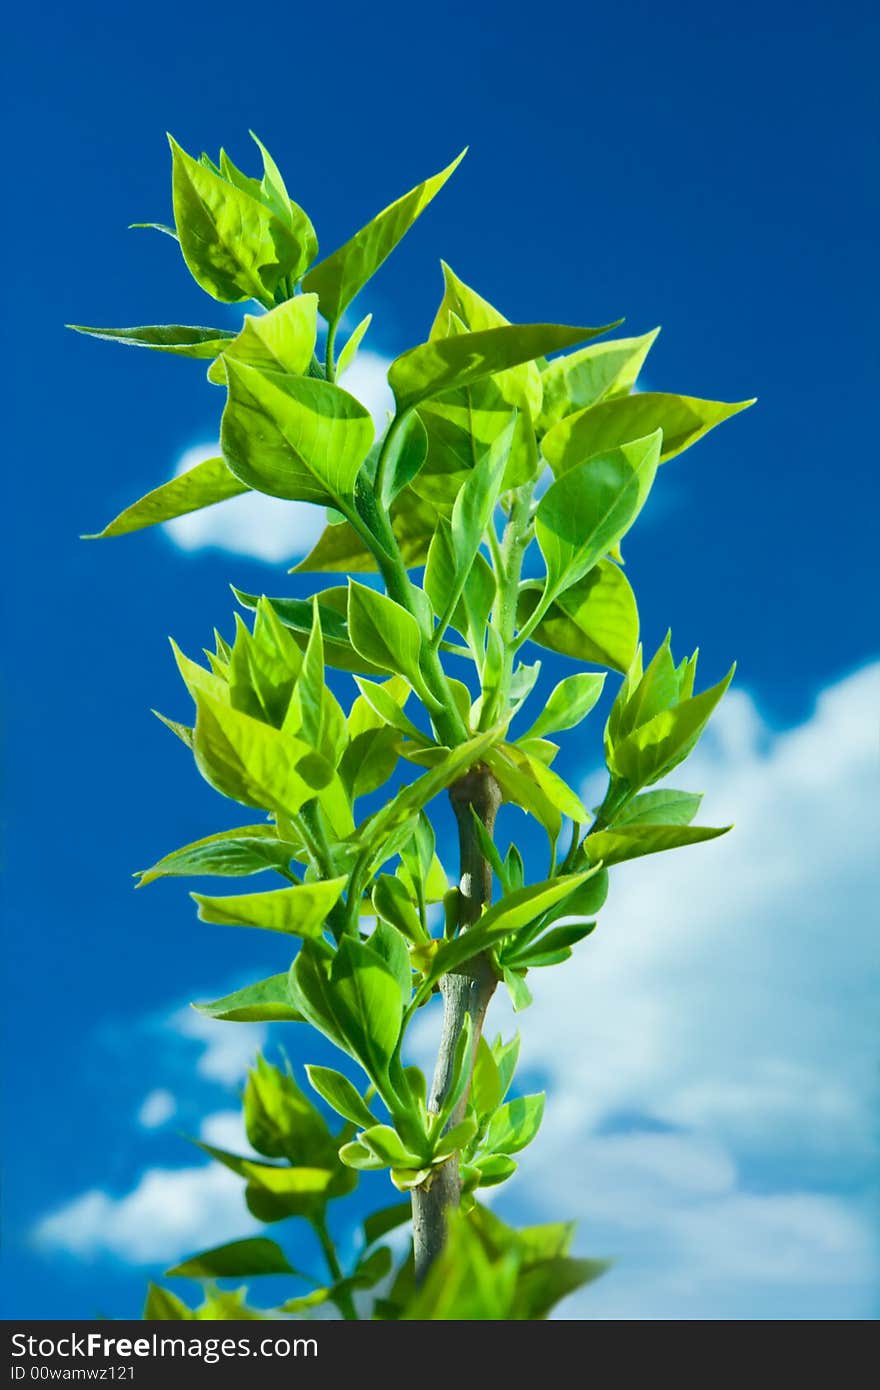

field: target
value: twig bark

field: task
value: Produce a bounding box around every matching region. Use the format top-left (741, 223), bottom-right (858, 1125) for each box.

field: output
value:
top-left (411, 764), bottom-right (502, 1284)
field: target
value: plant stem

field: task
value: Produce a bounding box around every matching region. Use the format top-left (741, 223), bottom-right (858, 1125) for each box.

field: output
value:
top-left (411, 764), bottom-right (502, 1284)
top-left (313, 1215), bottom-right (357, 1321)
top-left (324, 319), bottom-right (338, 382)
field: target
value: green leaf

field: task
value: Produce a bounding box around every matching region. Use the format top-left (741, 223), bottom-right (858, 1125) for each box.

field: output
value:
top-left (169, 135), bottom-right (281, 304)
top-left (244, 1054), bottom-right (336, 1165)
top-left (233, 589), bottom-right (386, 678)
top-left (166, 1237), bottom-right (296, 1279)
top-left (353, 728), bottom-right (500, 865)
top-left (380, 411), bottom-right (429, 506)
top-left (303, 150), bottom-right (466, 322)
top-left (537, 328), bottom-right (659, 433)
top-left (503, 967), bottom-right (533, 1011)
top-left (584, 823), bottom-right (730, 866)
top-left (363, 1202), bottom-right (412, 1246)
top-left (608, 665), bottom-right (735, 786)
top-left (193, 974), bottom-right (303, 1023)
top-left (519, 673), bottom-right (605, 741)
top-left (144, 1285), bottom-right (195, 1320)
top-left (137, 824), bottom-right (298, 886)
top-left (518, 561), bottom-right (639, 673)
top-left (206, 294), bottom-right (318, 384)
top-left (193, 691), bottom-right (330, 816)
top-left (84, 456), bottom-right (248, 540)
top-left (504, 920), bottom-right (595, 967)
top-left (347, 582), bottom-right (424, 687)
top-left (421, 871), bottom-right (593, 991)
top-left (614, 789), bottom-right (703, 827)
top-left (330, 936), bottom-right (406, 1081)
top-left (222, 361), bottom-right (374, 504)
top-left (389, 321), bottom-right (619, 413)
top-left (339, 727), bottom-right (401, 800)
top-left (433, 1117), bottom-right (478, 1162)
top-left (247, 131), bottom-right (318, 279)
top-left (359, 1124), bottom-right (424, 1168)
top-left (485, 1094), bottom-right (545, 1154)
top-left (554, 867), bottom-right (609, 918)
top-left (543, 391), bottom-right (755, 477)
top-left (449, 413), bottom-right (515, 574)
top-left (509, 747), bottom-right (588, 822)
top-left (306, 1065), bottom-right (376, 1129)
top-left (373, 875), bottom-right (425, 943)
top-left (486, 744), bottom-right (580, 842)
top-left (337, 313), bottom-right (372, 378)
top-left (515, 1254), bottom-right (610, 1319)
top-left (288, 944), bottom-right (349, 1053)
top-left (472, 1154), bottom-right (518, 1187)
top-left (192, 876), bottom-right (346, 936)
top-left (535, 432), bottom-right (661, 599)
top-left (68, 322), bottom-right (235, 359)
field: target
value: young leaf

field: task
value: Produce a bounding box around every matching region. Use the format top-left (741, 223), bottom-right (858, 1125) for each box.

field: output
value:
top-left (222, 362), bottom-right (374, 504)
top-left (303, 151), bottom-right (466, 323)
top-left (543, 391), bottom-right (755, 477)
top-left (347, 583), bottom-right (424, 688)
top-left (535, 432), bottom-right (661, 600)
top-left (234, 589), bottom-right (387, 678)
top-left (206, 294), bottom-right (318, 384)
top-left (68, 323), bottom-right (235, 359)
top-left (373, 875), bottom-right (425, 943)
top-left (519, 673), bottom-right (605, 741)
top-left (379, 411), bottom-right (429, 506)
top-left (136, 824), bottom-right (299, 886)
top-left (503, 967), bottom-right (533, 1012)
top-left (193, 691), bottom-right (331, 817)
top-left (84, 457), bottom-right (248, 540)
top-left (337, 313), bottom-right (372, 378)
top-left (613, 789), bottom-right (703, 827)
top-left (608, 665), bottom-right (736, 787)
top-left (166, 1237), bottom-right (297, 1279)
top-left (420, 870), bottom-right (595, 991)
top-left (360, 1125), bottom-right (424, 1168)
top-left (433, 1117), bottom-right (478, 1162)
top-left (192, 877), bottom-right (347, 936)
top-left (517, 561), bottom-right (639, 673)
top-left (538, 328), bottom-right (659, 433)
top-left (583, 823), bottom-right (730, 866)
top-left (306, 1065), bottom-right (376, 1129)
top-left (169, 135), bottom-right (280, 304)
top-left (389, 321), bottom-right (619, 413)
top-left (485, 1094), bottom-right (545, 1155)
top-left (330, 936), bottom-right (406, 1081)
top-left (193, 974), bottom-right (303, 1023)
top-left (503, 920), bottom-right (596, 967)
top-left (144, 1285), bottom-right (195, 1320)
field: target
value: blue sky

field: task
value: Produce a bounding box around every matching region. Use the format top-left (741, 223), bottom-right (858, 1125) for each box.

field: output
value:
top-left (4, 0), bottom-right (878, 1320)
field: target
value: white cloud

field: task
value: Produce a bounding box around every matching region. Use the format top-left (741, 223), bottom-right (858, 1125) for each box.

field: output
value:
top-left (137, 1089), bottom-right (176, 1130)
top-left (34, 1162), bottom-right (255, 1264)
top-left (199, 1109), bottom-right (252, 1153)
top-left (497, 662), bottom-right (880, 1317)
top-left (337, 348), bottom-right (394, 427)
top-left (164, 350), bottom-right (393, 564)
top-left (171, 1008), bottom-right (267, 1087)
